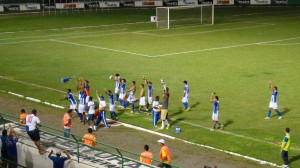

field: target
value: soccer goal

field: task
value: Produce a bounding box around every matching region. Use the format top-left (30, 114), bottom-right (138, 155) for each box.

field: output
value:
top-left (156, 4), bottom-right (214, 29)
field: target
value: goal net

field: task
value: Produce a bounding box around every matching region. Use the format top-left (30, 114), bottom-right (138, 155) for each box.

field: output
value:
top-left (156, 5), bottom-right (214, 29)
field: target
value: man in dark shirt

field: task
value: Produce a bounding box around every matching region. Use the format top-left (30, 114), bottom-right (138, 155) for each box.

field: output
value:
top-left (1, 129), bottom-right (8, 167)
top-left (6, 124), bottom-right (19, 168)
top-left (48, 150), bottom-right (71, 168)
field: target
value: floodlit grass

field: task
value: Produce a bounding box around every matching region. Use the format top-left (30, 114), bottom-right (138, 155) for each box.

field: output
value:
top-left (0, 6), bottom-right (300, 167)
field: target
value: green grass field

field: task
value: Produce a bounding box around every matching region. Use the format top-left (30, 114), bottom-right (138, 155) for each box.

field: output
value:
top-left (1, 6), bottom-right (300, 167)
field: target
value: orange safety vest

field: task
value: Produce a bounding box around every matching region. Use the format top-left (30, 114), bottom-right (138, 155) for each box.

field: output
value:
top-left (20, 113), bottom-right (28, 125)
top-left (82, 133), bottom-right (96, 147)
top-left (62, 113), bottom-right (72, 129)
top-left (140, 151), bottom-right (153, 165)
top-left (159, 145), bottom-right (171, 164)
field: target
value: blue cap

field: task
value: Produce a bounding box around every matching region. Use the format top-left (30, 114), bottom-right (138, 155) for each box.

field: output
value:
top-left (99, 95), bottom-right (104, 99)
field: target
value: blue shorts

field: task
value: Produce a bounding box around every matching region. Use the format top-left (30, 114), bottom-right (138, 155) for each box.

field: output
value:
top-left (88, 114), bottom-right (94, 120)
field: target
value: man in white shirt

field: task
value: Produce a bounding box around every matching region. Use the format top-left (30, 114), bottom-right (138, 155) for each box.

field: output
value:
top-left (94, 91), bottom-right (110, 130)
top-left (25, 109), bottom-right (46, 155)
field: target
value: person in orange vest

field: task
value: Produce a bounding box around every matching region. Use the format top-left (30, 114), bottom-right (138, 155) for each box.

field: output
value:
top-left (19, 109), bottom-right (28, 126)
top-left (140, 145), bottom-right (153, 165)
top-left (62, 109), bottom-right (73, 138)
top-left (157, 139), bottom-right (172, 168)
top-left (82, 128), bottom-right (96, 147)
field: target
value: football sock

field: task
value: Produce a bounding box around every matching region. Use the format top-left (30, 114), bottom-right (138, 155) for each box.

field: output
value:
top-left (119, 100), bottom-right (123, 106)
top-left (267, 110), bottom-right (272, 117)
top-left (116, 93), bottom-right (119, 101)
top-left (131, 103), bottom-right (135, 111)
top-left (276, 110), bottom-right (282, 116)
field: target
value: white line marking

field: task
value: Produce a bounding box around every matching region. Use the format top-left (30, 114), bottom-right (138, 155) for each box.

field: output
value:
top-left (0, 28), bottom-right (127, 41)
top-left (0, 39), bottom-right (47, 45)
top-left (49, 39), bottom-right (153, 57)
top-left (153, 36), bottom-right (300, 57)
top-left (0, 75), bottom-right (65, 93)
top-left (259, 42), bottom-right (300, 46)
top-left (1, 90), bottom-right (282, 167)
top-left (134, 24), bottom-right (275, 37)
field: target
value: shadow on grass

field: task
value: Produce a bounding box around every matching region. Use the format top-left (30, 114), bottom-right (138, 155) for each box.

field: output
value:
top-left (170, 117), bottom-right (184, 126)
top-left (290, 154), bottom-right (300, 164)
top-left (270, 108), bottom-right (291, 118)
top-left (169, 108), bottom-right (183, 118)
top-left (281, 107), bottom-right (291, 115)
top-left (190, 102), bottom-right (200, 109)
top-left (223, 120), bottom-right (233, 128)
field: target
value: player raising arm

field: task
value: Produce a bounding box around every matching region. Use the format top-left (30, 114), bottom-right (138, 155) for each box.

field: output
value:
top-left (143, 76), bottom-right (153, 112)
top-left (265, 81), bottom-right (283, 119)
top-left (210, 93), bottom-right (223, 130)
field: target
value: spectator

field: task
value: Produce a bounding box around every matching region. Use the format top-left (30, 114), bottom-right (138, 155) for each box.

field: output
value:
top-left (25, 109), bottom-right (46, 155)
top-left (62, 109), bottom-right (73, 138)
top-left (19, 109), bottom-right (27, 126)
top-left (48, 150), bottom-right (71, 168)
top-left (157, 139), bottom-right (172, 168)
top-left (6, 124), bottom-right (19, 168)
top-left (281, 128), bottom-right (290, 168)
top-left (1, 129), bottom-right (8, 167)
top-left (82, 128), bottom-right (96, 147)
top-left (140, 145), bottom-right (153, 165)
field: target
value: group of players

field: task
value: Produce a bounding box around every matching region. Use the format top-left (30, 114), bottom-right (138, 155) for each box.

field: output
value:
top-left (63, 73), bottom-right (283, 132)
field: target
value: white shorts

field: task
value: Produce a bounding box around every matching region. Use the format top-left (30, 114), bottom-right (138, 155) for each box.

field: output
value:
top-left (148, 97), bottom-right (153, 105)
top-left (109, 104), bottom-right (115, 112)
top-left (115, 88), bottom-right (120, 94)
top-left (70, 104), bottom-right (77, 110)
top-left (212, 112), bottom-right (219, 121)
top-left (85, 96), bottom-right (90, 103)
top-left (182, 97), bottom-right (188, 103)
top-left (119, 93), bottom-right (125, 100)
top-left (139, 97), bottom-right (146, 106)
top-left (269, 102), bottom-right (278, 109)
top-left (127, 95), bottom-right (136, 103)
top-left (78, 104), bottom-right (87, 113)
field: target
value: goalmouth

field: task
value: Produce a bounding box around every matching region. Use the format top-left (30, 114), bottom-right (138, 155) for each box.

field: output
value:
top-left (156, 4), bottom-right (214, 29)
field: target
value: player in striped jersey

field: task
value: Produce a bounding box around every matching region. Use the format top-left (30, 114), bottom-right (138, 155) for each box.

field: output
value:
top-left (118, 78), bottom-right (127, 108)
top-left (105, 89), bottom-right (118, 120)
top-left (125, 81), bottom-right (136, 112)
top-left (210, 93), bottom-right (223, 130)
top-left (111, 74), bottom-right (121, 102)
top-left (64, 89), bottom-right (79, 119)
top-left (143, 77), bottom-right (153, 112)
top-left (78, 89), bottom-right (87, 123)
top-left (94, 91), bottom-right (110, 130)
top-left (182, 80), bottom-right (190, 112)
top-left (265, 81), bottom-right (282, 119)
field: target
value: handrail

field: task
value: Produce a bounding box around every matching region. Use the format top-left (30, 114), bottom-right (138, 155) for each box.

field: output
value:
top-left (0, 112), bottom-right (180, 168)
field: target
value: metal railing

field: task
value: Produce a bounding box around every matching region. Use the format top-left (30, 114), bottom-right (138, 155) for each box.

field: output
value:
top-left (0, 112), bottom-right (179, 168)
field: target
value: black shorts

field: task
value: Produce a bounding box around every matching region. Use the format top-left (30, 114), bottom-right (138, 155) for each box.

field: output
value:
top-left (27, 129), bottom-right (40, 141)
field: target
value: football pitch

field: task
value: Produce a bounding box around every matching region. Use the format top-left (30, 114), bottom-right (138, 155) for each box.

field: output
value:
top-left (0, 6), bottom-right (300, 167)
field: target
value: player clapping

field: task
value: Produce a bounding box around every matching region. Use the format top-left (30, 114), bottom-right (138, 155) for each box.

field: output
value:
top-left (210, 93), bottom-right (223, 130)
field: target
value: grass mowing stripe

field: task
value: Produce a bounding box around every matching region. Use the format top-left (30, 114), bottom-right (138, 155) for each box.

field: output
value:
top-left (49, 39), bottom-right (153, 57)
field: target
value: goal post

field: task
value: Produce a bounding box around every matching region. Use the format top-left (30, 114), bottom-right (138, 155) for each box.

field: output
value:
top-left (156, 4), bottom-right (214, 29)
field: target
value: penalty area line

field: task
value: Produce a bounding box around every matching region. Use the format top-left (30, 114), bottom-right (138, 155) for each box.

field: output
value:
top-left (49, 39), bottom-right (153, 58)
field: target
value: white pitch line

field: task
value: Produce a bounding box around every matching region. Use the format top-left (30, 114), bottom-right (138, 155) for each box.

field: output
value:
top-left (49, 39), bottom-right (153, 58)
top-left (258, 42), bottom-right (300, 46)
top-left (135, 24), bottom-right (276, 37)
top-left (0, 39), bottom-right (48, 45)
top-left (0, 75), bottom-right (65, 93)
top-left (0, 28), bottom-right (127, 41)
top-left (153, 36), bottom-right (300, 57)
